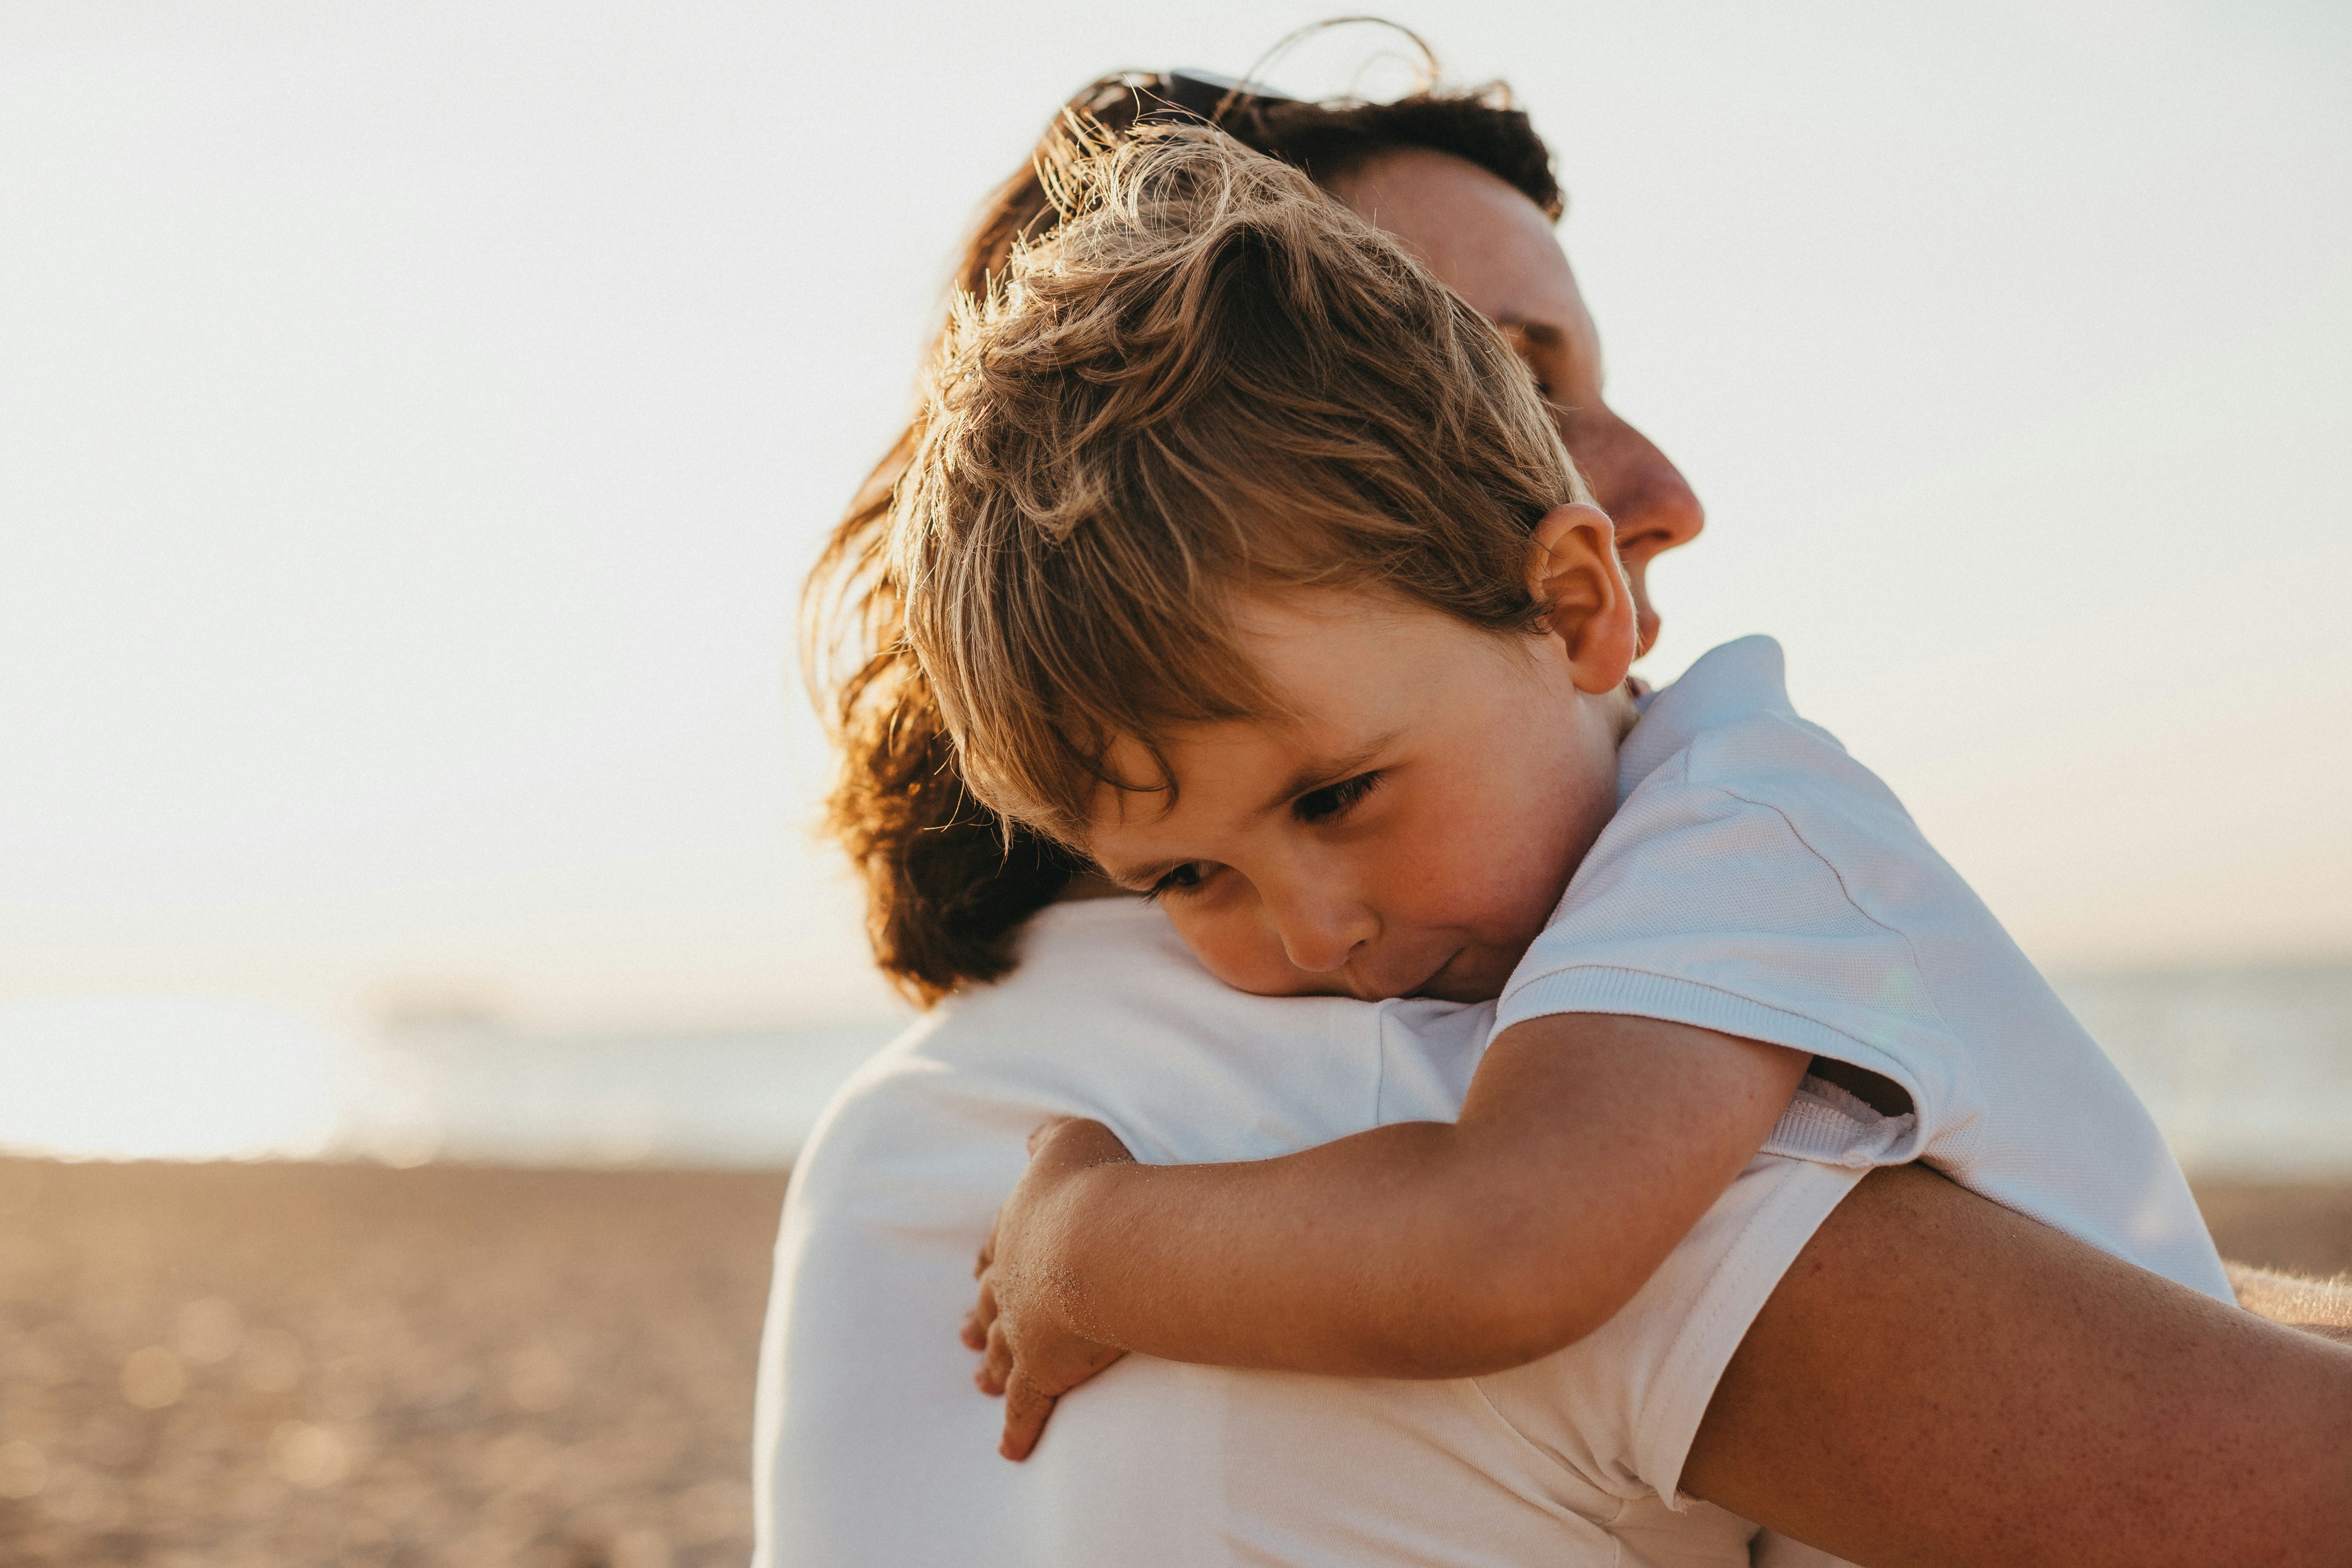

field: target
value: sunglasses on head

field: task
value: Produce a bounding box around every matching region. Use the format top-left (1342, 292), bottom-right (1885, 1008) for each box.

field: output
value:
top-left (1143, 70), bottom-right (1299, 127)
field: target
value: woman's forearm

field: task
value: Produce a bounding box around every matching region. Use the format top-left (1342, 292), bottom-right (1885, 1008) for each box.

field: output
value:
top-left (1684, 1164), bottom-right (2352, 1567)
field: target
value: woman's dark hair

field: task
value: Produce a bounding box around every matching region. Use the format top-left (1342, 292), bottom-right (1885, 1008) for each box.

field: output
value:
top-left (804, 68), bottom-right (1562, 1005)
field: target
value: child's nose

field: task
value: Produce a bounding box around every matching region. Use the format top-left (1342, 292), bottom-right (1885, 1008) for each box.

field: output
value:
top-left (1269, 892), bottom-right (1376, 976)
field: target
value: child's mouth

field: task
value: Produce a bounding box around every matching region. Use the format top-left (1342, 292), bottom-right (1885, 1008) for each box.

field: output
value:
top-left (1402, 946), bottom-right (1478, 1003)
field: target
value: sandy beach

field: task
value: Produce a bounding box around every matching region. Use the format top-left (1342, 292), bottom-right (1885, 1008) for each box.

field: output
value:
top-left (0, 1157), bottom-right (2343, 1566)
top-left (0, 1159), bottom-right (783, 1568)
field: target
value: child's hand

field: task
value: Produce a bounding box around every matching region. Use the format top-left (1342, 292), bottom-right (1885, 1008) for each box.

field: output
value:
top-left (961, 1116), bottom-right (1135, 1460)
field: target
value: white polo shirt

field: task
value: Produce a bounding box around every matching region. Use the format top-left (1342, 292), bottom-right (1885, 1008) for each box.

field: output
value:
top-left (1497, 635), bottom-right (2231, 1302)
top-left (754, 897), bottom-right (1863, 1567)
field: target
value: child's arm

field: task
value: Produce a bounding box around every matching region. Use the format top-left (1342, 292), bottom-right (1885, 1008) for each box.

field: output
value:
top-left (964, 1013), bottom-right (1808, 1458)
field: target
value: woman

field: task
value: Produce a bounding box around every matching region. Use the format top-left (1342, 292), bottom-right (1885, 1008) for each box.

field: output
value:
top-left (758, 71), bottom-right (2352, 1568)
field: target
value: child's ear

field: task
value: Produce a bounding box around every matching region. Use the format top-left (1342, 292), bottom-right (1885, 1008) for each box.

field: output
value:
top-left (1526, 504), bottom-right (1637, 695)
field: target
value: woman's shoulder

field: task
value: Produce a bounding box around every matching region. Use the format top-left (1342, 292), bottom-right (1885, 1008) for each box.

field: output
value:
top-left (1003, 896), bottom-right (1199, 982)
top-left (802, 898), bottom-right (1405, 1172)
top-left (800, 900), bottom-right (1269, 1135)
top-left (909, 896), bottom-right (1285, 1025)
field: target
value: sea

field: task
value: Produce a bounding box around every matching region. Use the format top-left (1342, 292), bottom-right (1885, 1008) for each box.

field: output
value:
top-left (2, 964), bottom-right (2348, 1176)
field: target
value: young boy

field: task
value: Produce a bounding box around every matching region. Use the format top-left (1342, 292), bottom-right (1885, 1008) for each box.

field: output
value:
top-left (893, 126), bottom-right (2234, 1462)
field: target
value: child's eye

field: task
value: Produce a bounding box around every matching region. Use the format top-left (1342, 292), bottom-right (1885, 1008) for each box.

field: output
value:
top-left (1144, 863), bottom-right (1210, 901)
top-left (1292, 770), bottom-right (1382, 825)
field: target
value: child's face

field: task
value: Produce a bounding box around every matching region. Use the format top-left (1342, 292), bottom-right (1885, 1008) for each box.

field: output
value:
top-left (1086, 579), bottom-right (1631, 1004)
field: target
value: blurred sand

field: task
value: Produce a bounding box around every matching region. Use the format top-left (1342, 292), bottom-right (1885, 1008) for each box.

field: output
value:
top-left (2188, 1179), bottom-right (2352, 1282)
top-left (0, 1157), bottom-right (2343, 1567)
top-left (0, 1158), bottom-right (784, 1568)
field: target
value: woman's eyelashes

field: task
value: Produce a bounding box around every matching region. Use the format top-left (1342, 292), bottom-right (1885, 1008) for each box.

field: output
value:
top-left (1291, 770), bottom-right (1383, 824)
top-left (1501, 322), bottom-right (1571, 404)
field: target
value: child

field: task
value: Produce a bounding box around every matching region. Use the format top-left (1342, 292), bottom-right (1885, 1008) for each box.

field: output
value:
top-left (891, 126), bottom-right (2234, 1462)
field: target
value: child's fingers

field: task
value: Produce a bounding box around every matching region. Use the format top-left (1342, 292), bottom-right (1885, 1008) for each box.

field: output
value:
top-left (979, 1319), bottom-right (1015, 1397)
top-left (998, 1375), bottom-right (1058, 1461)
top-left (1026, 1116), bottom-right (1075, 1155)
top-left (971, 1314), bottom-right (1008, 1395)
top-left (973, 1223), bottom-right (995, 1279)
top-left (961, 1275), bottom-right (1000, 1353)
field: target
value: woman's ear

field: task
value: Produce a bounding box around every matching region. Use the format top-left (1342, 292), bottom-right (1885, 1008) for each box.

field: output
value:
top-left (1526, 504), bottom-right (1637, 695)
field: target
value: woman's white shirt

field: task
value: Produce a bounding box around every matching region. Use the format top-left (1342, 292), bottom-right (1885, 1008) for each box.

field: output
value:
top-left (752, 899), bottom-right (1863, 1568)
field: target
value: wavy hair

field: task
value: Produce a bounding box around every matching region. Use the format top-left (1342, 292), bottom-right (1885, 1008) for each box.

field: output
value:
top-left (895, 126), bottom-right (1583, 842)
top-left (804, 70), bottom-right (1562, 1003)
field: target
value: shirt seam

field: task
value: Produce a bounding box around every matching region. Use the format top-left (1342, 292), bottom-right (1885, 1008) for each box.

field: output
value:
top-left (1712, 771), bottom-right (1966, 1043)
top-left (1693, 769), bottom-right (1966, 1059)
top-left (1461, 1377), bottom-right (1641, 1526)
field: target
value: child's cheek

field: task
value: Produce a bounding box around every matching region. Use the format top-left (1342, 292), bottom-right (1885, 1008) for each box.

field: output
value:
top-left (1169, 890), bottom-right (1347, 999)
top-left (1390, 799), bottom-right (1512, 922)
top-left (1411, 803), bottom-right (1560, 945)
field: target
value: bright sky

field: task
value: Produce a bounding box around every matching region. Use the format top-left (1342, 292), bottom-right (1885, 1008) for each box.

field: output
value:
top-left (4, 0), bottom-right (2348, 1036)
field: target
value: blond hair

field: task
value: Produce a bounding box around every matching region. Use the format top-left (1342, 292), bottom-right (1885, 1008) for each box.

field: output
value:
top-left (893, 125), bottom-right (1587, 849)
top-left (808, 78), bottom-right (1568, 1003)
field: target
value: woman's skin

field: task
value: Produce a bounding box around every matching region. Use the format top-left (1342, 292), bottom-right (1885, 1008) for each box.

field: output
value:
top-left (1325, 147), bottom-right (1703, 659)
top-left (1689, 1165), bottom-right (2352, 1565)
top-left (1040, 139), bottom-right (2352, 1554)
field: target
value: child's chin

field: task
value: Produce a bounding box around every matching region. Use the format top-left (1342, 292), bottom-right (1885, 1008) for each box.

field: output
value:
top-left (1214, 963), bottom-right (1362, 1000)
top-left (1404, 948), bottom-right (1509, 1006)
top-left (1202, 946), bottom-right (1509, 1006)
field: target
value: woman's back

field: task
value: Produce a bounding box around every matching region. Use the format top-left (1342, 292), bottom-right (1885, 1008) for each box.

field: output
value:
top-left (754, 900), bottom-right (1858, 1566)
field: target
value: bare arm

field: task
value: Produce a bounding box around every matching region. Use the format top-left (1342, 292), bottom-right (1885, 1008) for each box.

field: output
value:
top-left (1685, 1163), bottom-right (2352, 1567)
top-left (966, 1015), bottom-right (1805, 1454)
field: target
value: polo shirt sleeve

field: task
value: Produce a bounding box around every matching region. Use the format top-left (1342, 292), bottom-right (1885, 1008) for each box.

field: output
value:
top-left (1493, 733), bottom-right (1976, 1158)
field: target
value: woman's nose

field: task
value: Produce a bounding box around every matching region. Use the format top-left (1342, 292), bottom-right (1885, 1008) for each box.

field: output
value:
top-left (1583, 414), bottom-right (1703, 655)
top-left (1598, 419), bottom-right (1704, 565)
